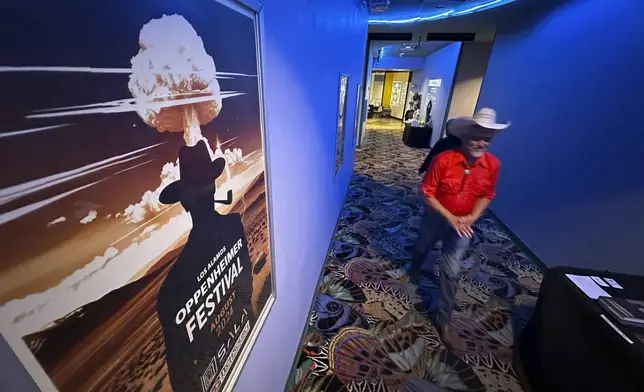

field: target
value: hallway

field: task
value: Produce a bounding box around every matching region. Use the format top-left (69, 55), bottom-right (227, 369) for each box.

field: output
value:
top-left (287, 125), bottom-right (543, 392)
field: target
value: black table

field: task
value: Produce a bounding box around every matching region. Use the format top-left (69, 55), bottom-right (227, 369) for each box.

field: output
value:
top-left (516, 267), bottom-right (644, 392)
top-left (402, 125), bottom-right (433, 148)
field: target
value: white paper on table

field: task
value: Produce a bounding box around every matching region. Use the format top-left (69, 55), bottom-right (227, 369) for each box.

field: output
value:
top-left (591, 276), bottom-right (609, 287)
top-left (565, 274), bottom-right (612, 299)
top-left (604, 278), bottom-right (624, 289)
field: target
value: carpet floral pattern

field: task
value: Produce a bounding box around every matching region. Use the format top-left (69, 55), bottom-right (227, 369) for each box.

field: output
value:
top-left (286, 127), bottom-right (543, 392)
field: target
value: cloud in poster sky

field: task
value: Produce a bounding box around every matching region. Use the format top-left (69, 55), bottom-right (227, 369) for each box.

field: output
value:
top-left (0, 62), bottom-right (255, 121)
top-left (112, 159), bottom-right (155, 176)
top-left (0, 124), bottom-right (73, 139)
top-left (0, 181), bottom-right (105, 226)
top-left (0, 143), bottom-right (164, 207)
top-left (0, 66), bottom-right (256, 78)
top-left (0, 144), bottom-right (163, 227)
top-left (123, 160), bottom-right (181, 224)
top-left (26, 92), bottom-right (246, 120)
top-left (47, 216), bottom-right (66, 227)
top-left (79, 210), bottom-right (97, 224)
top-left (223, 147), bottom-right (244, 164)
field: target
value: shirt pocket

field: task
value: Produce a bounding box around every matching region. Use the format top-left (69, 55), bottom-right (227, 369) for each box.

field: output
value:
top-left (472, 176), bottom-right (492, 196)
top-left (439, 179), bottom-right (461, 194)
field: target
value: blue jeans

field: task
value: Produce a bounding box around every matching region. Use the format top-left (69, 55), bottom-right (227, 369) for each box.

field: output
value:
top-left (414, 208), bottom-right (471, 326)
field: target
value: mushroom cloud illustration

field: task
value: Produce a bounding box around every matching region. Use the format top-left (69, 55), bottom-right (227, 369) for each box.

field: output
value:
top-left (128, 14), bottom-right (222, 148)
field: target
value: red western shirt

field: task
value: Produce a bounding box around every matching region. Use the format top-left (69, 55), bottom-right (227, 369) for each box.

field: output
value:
top-left (419, 150), bottom-right (500, 216)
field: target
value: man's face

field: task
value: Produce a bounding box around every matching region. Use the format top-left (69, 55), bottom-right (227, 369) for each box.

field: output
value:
top-left (463, 125), bottom-right (493, 158)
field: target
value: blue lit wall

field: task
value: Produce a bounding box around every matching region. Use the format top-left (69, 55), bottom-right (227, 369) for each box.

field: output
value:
top-left (368, 0), bottom-right (516, 25)
top-left (477, 0), bottom-right (644, 275)
top-left (0, 335), bottom-right (37, 391)
top-left (234, 0), bottom-right (368, 390)
top-left (417, 43), bottom-right (461, 147)
top-left (374, 55), bottom-right (424, 70)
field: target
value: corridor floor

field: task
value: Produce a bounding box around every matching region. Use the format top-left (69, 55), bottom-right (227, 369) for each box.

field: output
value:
top-left (286, 126), bottom-right (543, 392)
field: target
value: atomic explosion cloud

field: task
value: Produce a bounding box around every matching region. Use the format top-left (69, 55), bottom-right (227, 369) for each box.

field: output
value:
top-left (128, 14), bottom-right (222, 147)
top-left (121, 15), bottom-right (247, 224)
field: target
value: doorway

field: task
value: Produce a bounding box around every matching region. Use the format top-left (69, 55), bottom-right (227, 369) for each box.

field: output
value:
top-left (366, 70), bottom-right (412, 131)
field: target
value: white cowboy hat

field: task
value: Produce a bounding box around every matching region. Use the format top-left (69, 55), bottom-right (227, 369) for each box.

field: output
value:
top-left (448, 108), bottom-right (511, 139)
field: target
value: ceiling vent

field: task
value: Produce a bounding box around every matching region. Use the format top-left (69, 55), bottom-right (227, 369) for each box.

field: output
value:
top-left (421, 0), bottom-right (467, 7)
top-left (366, 0), bottom-right (390, 12)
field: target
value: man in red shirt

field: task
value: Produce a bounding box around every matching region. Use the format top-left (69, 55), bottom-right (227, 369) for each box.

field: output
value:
top-left (409, 108), bottom-right (510, 345)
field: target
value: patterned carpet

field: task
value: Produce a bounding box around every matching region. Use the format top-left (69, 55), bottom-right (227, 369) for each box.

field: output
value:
top-left (286, 125), bottom-right (543, 392)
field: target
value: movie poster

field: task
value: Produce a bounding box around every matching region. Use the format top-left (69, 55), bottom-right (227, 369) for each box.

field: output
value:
top-left (0, 1), bottom-right (274, 391)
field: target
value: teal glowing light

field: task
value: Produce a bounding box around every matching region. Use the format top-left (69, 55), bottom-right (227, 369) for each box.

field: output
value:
top-left (368, 0), bottom-right (513, 25)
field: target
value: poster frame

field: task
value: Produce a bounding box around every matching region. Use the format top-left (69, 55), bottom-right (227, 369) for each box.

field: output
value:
top-left (216, 1), bottom-right (277, 391)
top-left (0, 1), bottom-right (277, 391)
top-left (334, 73), bottom-right (350, 179)
top-left (353, 83), bottom-right (363, 149)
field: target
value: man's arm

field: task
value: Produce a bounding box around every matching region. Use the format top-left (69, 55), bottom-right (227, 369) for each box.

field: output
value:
top-left (419, 156), bottom-right (445, 214)
top-left (426, 196), bottom-right (473, 238)
top-left (424, 196), bottom-right (453, 220)
top-left (469, 198), bottom-right (492, 222)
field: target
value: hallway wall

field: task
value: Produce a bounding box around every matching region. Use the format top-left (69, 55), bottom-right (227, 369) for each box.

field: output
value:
top-left (374, 55), bottom-right (424, 70)
top-left (0, 335), bottom-right (37, 392)
top-left (477, 0), bottom-right (644, 275)
top-left (446, 41), bottom-right (493, 121)
top-left (369, 72), bottom-right (385, 105)
top-left (419, 42), bottom-right (461, 146)
top-left (406, 70), bottom-right (425, 116)
top-left (235, 1), bottom-right (368, 391)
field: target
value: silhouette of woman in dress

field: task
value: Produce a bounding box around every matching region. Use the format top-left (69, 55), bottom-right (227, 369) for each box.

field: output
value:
top-left (156, 139), bottom-right (254, 392)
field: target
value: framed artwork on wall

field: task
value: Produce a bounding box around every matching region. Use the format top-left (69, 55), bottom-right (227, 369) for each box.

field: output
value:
top-left (334, 74), bottom-right (349, 177)
top-left (0, 1), bottom-right (276, 391)
top-left (353, 83), bottom-right (363, 148)
top-left (390, 80), bottom-right (403, 107)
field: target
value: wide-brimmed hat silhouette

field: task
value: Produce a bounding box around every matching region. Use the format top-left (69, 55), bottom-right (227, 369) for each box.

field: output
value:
top-left (448, 108), bottom-right (511, 139)
top-left (160, 139), bottom-right (230, 205)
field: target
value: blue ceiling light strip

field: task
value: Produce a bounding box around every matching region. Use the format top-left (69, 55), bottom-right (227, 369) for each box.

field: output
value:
top-left (453, 0), bottom-right (504, 16)
top-left (368, 10), bottom-right (454, 25)
top-left (368, 0), bottom-right (513, 25)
